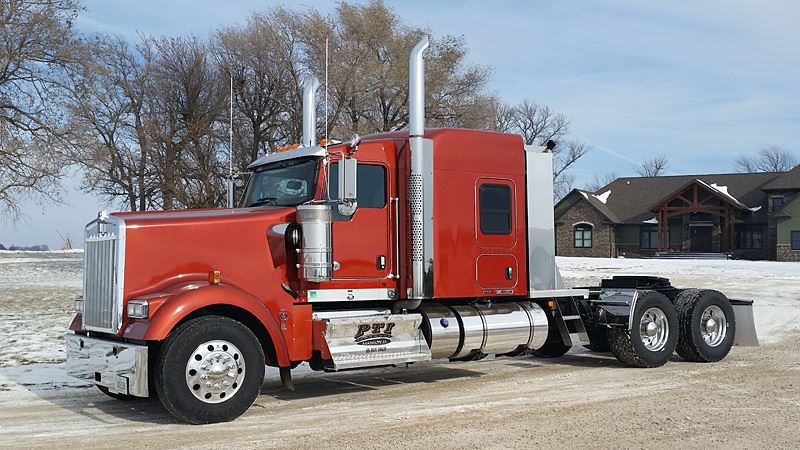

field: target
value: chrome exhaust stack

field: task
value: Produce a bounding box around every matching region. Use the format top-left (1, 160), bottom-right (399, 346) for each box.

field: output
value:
top-left (408, 37), bottom-right (434, 300)
top-left (301, 75), bottom-right (320, 147)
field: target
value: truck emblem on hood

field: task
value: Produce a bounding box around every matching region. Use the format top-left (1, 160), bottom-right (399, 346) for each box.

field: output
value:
top-left (354, 322), bottom-right (395, 346)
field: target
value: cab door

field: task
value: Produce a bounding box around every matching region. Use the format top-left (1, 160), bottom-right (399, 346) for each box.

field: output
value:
top-left (328, 161), bottom-right (393, 280)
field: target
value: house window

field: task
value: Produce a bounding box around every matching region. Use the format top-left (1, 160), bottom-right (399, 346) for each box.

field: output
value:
top-left (640, 225), bottom-right (658, 249)
top-left (329, 163), bottom-right (386, 208)
top-left (792, 231), bottom-right (800, 250)
top-left (736, 225), bottom-right (763, 250)
top-left (479, 184), bottom-right (512, 235)
top-left (771, 196), bottom-right (784, 212)
top-left (574, 224), bottom-right (593, 248)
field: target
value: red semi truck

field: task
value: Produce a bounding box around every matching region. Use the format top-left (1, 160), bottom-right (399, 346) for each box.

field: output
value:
top-left (66, 38), bottom-right (758, 424)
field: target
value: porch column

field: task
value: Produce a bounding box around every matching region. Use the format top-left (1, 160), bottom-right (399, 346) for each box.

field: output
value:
top-left (657, 208), bottom-right (663, 250)
top-left (728, 207), bottom-right (736, 252)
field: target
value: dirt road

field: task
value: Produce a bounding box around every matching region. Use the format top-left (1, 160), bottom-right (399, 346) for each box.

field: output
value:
top-left (2, 252), bottom-right (798, 448)
top-left (1, 336), bottom-right (798, 449)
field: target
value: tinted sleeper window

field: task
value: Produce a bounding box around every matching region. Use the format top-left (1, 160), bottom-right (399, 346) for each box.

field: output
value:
top-left (479, 184), bottom-right (512, 235)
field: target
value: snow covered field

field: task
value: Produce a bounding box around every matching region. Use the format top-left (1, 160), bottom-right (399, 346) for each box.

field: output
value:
top-left (0, 251), bottom-right (798, 448)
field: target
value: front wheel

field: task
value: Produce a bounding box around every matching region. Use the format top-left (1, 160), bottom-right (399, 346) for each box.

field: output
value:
top-left (155, 315), bottom-right (265, 424)
top-left (609, 290), bottom-right (678, 368)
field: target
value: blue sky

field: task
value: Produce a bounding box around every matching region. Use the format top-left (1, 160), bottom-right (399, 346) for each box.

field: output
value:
top-left (2, 0), bottom-right (798, 248)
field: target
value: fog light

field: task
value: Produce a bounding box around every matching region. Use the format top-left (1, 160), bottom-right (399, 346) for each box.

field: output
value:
top-left (127, 300), bottom-right (149, 319)
top-left (75, 296), bottom-right (84, 313)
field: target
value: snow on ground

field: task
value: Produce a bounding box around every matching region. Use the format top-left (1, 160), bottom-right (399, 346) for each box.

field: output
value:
top-left (557, 256), bottom-right (800, 343)
top-left (0, 252), bottom-right (82, 367)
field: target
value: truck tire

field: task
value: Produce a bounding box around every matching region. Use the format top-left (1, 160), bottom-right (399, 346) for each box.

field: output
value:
top-left (674, 289), bottom-right (736, 362)
top-left (608, 290), bottom-right (678, 368)
top-left (155, 315), bottom-right (265, 424)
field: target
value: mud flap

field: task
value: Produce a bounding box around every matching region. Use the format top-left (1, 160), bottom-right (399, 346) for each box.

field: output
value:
top-left (730, 299), bottom-right (759, 346)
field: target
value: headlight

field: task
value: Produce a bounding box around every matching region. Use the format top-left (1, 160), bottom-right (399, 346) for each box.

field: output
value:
top-left (127, 300), bottom-right (149, 319)
top-left (75, 296), bottom-right (84, 313)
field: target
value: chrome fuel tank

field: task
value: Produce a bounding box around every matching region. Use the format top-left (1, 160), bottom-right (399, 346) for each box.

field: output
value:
top-left (419, 302), bottom-right (550, 360)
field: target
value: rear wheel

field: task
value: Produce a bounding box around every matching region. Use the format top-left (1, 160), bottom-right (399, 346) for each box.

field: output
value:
top-left (609, 290), bottom-right (678, 368)
top-left (155, 315), bottom-right (265, 424)
top-left (675, 289), bottom-right (736, 362)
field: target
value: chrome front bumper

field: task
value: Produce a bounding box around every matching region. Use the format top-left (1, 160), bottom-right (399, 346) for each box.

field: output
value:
top-left (65, 333), bottom-right (149, 397)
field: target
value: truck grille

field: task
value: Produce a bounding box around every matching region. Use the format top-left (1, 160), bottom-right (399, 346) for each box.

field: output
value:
top-left (83, 233), bottom-right (120, 332)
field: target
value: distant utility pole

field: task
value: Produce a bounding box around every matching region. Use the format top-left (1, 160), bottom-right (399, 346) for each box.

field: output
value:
top-left (227, 74), bottom-right (234, 208)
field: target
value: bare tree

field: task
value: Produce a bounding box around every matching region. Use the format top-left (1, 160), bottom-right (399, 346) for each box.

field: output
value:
top-left (148, 36), bottom-right (227, 209)
top-left (490, 99), bottom-right (516, 133)
top-left (511, 100), bottom-right (570, 146)
top-left (299, 1), bottom-right (494, 137)
top-left (553, 140), bottom-right (590, 200)
top-left (584, 172), bottom-right (619, 192)
top-left (734, 145), bottom-right (797, 173)
top-left (0, 0), bottom-right (81, 216)
top-left (65, 35), bottom-right (159, 211)
top-left (214, 9), bottom-right (304, 169)
top-left (636, 154), bottom-right (669, 177)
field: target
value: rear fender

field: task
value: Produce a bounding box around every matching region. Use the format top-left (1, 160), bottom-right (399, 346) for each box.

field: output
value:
top-left (125, 284), bottom-right (291, 367)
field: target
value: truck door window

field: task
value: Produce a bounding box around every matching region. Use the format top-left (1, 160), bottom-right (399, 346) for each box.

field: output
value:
top-left (479, 184), bottom-right (512, 235)
top-left (329, 163), bottom-right (387, 208)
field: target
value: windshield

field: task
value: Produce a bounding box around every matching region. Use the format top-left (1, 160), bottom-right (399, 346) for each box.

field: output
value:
top-left (242, 157), bottom-right (320, 207)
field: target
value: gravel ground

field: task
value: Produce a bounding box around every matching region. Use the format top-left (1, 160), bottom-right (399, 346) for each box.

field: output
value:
top-left (0, 252), bottom-right (798, 449)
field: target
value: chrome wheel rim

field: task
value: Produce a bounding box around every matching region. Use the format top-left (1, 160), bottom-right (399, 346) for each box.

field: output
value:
top-left (639, 307), bottom-right (669, 351)
top-left (185, 340), bottom-right (245, 404)
top-left (701, 305), bottom-right (727, 347)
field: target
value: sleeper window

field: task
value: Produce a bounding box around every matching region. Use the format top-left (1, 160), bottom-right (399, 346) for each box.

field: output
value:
top-left (479, 184), bottom-right (512, 235)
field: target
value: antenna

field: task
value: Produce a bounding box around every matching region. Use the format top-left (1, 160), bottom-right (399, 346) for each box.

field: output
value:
top-left (56, 230), bottom-right (73, 250)
top-left (227, 74), bottom-right (234, 208)
top-left (324, 36), bottom-right (329, 146)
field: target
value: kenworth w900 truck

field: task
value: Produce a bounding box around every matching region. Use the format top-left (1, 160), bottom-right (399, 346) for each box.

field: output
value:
top-left (66, 38), bottom-right (758, 424)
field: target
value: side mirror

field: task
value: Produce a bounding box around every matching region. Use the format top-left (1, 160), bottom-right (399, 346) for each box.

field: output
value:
top-left (337, 157), bottom-right (358, 215)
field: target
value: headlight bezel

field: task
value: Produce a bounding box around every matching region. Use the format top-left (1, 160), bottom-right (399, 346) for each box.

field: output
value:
top-left (126, 299), bottom-right (149, 319)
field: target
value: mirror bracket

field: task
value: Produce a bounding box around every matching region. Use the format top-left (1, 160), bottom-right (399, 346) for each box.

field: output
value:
top-left (337, 156), bottom-right (358, 216)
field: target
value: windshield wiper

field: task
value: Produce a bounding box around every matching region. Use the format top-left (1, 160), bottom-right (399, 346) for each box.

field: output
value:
top-left (249, 196), bottom-right (279, 207)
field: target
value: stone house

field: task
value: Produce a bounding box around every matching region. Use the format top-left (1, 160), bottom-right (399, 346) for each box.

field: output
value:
top-left (554, 165), bottom-right (800, 261)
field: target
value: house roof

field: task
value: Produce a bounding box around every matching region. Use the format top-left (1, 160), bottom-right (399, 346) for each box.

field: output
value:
top-left (763, 164), bottom-right (800, 191)
top-left (555, 189), bottom-right (621, 223)
top-left (593, 171), bottom-right (784, 224)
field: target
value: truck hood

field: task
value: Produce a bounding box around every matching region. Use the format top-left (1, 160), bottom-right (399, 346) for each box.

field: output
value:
top-left (114, 206), bottom-right (298, 304)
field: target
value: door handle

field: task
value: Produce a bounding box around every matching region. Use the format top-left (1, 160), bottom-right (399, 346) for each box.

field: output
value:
top-left (377, 255), bottom-right (386, 270)
top-left (505, 266), bottom-right (513, 280)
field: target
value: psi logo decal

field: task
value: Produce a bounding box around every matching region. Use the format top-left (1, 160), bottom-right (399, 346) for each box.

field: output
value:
top-left (354, 322), bottom-right (395, 346)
